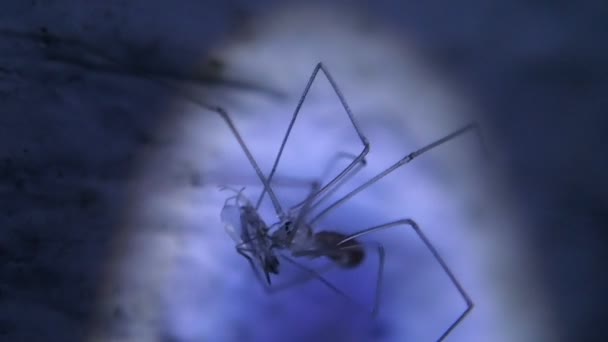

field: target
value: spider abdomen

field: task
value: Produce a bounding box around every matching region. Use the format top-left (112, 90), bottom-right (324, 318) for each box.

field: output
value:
top-left (314, 231), bottom-right (365, 268)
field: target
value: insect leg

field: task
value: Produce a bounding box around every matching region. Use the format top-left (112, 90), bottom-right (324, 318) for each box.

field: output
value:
top-left (279, 254), bottom-right (373, 313)
top-left (236, 245), bottom-right (273, 288)
top-left (342, 242), bottom-right (385, 317)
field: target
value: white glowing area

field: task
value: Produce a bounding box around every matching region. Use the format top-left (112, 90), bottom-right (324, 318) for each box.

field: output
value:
top-left (93, 5), bottom-right (552, 342)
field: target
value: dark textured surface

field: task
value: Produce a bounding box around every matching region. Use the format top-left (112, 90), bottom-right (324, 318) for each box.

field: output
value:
top-left (381, 3), bottom-right (608, 340)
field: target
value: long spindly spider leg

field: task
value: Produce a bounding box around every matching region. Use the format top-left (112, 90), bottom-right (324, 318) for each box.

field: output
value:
top-left (285, 181), bottom-right (320, 245)
top-left (44, 34), bottom-right (289, 220)
top-left (254, 151), bottom-right (366, 215)
top-left (311, 123), bottom-right (485, 225)
top-left (288, 151), bottom-right (368, 214)
top-left (256, 62), bottom-right (370, 211)
top-left (124, 77), bottom-right (288, 220)
top-left (338, 218), bottom-right (474, 342)
top-left (288, 241), bottom-right (385, 317)
top-left (318, 152), bottom-right (367, 183)
top-left (237, 229), bottom-right (385, 317)
top-left (219, 185), bottom-right (249, 207)
top-left (212, 106), bottom-right (286, 220)
top-left (339, 242), bottom-right (386, 317)
top-left (236, 240), bottom-right (336, 294)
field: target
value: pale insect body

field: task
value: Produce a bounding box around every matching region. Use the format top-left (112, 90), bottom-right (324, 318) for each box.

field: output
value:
top-left (186, 63), bottom-right (483, 341)
top-left (220, 187), bottom-right (280, 285)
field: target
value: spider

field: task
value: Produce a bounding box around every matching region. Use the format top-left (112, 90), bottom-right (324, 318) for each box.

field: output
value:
top-left (212, 63), bottom-right (483, 341)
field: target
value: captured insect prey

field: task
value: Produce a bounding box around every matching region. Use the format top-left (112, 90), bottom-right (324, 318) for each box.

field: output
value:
top-left (210, 63), bottom-right (485, 342)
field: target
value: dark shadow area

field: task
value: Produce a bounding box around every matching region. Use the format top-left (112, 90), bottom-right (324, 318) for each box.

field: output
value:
top-left (368, 1), bottom-right (608, 339)
top-left (0, 2), bottom-right (267, 341)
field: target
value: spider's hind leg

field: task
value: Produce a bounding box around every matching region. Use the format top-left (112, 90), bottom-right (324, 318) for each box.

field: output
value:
top-left (338, 218), bottom-right (473, 341)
